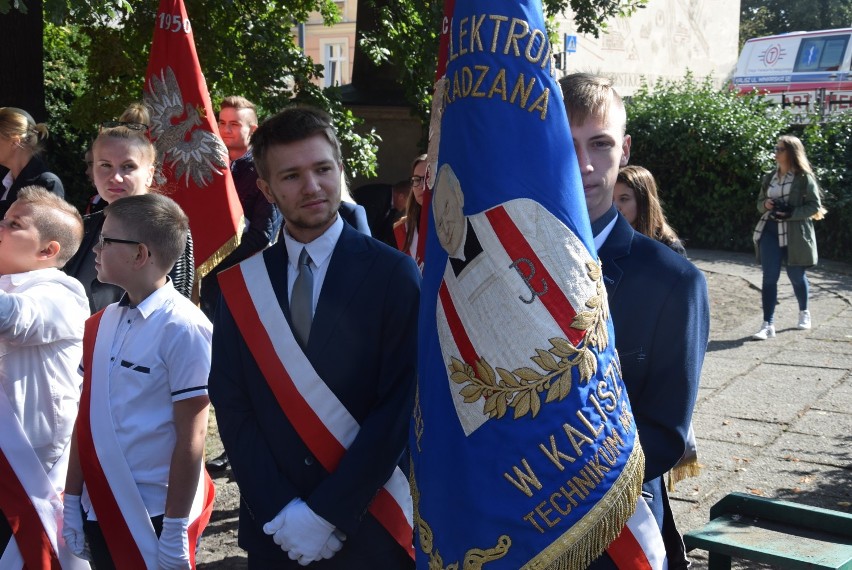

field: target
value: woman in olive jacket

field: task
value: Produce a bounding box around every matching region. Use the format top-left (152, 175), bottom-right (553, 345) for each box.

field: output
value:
top-left (751, 134), bottom-right (824, 340)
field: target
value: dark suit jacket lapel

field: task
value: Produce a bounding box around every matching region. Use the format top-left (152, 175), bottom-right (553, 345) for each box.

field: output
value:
top-left (308, 224), bottom-right (373, 354)
top-left (598, 214), bottom-right (633, 296)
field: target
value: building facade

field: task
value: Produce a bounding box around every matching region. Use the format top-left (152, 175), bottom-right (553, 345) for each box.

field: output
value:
top-left (553, 0), bottom-right (741, 95)
top-left (300, 0), bottom-right (358, 87)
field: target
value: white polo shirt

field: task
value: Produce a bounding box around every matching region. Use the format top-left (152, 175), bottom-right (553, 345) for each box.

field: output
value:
top-left (82, 281), bottom-right (212, 519)
top-left (0, 268), bottom-right (89, 471)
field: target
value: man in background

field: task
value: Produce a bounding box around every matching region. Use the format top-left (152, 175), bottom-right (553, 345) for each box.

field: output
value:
top-left (202, 96), bottom-right (282, 473)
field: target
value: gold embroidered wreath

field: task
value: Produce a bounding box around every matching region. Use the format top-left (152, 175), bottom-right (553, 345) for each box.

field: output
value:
top-left (448, 261), bottom-right (608, 420)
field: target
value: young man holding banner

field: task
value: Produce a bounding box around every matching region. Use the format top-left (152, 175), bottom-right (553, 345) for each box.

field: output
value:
top-left (560, 72), bottom-right (710, 568)
top-left (209, 106), bottom-right (419, 568)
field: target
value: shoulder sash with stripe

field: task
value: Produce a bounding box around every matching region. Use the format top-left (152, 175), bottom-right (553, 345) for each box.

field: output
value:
top-left (0, 387), bottom-right (91, 570)
top-left (77, 308), bottom-right (214, 569)
top-left (218, 253), bottom-right (414, 559)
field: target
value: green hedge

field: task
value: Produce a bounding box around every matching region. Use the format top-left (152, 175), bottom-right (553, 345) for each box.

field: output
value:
top-left (626, 74), bottom-right (852, 263)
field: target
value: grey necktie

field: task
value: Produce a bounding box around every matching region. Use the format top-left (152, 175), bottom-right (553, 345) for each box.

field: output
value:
top-left (290, 247), bottom-right (314, 345)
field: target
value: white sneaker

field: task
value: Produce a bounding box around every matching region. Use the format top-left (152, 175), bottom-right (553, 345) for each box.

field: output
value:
top-left (752, 322), bottom-right (776, 340)
top-left (798, 310), bottom-right (811, 330)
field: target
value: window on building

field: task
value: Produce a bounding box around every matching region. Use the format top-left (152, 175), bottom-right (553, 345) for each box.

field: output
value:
top-left (322, 40), bottom-right (347, 87)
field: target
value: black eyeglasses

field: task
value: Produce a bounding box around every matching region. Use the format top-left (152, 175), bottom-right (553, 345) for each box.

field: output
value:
top-left (100, 121), bottom-right (150, 132)
top-left (97, 234), bottom-right (143, 249)
top-left (774, 146), bottom-right (787, 153)
top-left (410, 175), bottom-right (425, 188)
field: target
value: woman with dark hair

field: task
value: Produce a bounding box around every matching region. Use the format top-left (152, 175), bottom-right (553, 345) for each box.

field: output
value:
top-left (64, 104), bottom-right (194, 311)
top-left (751, 134), bottom-right (824, 340)
top-left (0, 107), bottom-right (64, 217)
top-left (393, 154), bottom-right (427, 269)
top-left (614, 165), bottom-right (685, 255)
top-left (615, 165), bottom-right (699, 488)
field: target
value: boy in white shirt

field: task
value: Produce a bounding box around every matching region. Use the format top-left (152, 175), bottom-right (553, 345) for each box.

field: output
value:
top-left (0, 186), bottom-right (90, 569)
top-left (63, 193), bottom-right (214, 570)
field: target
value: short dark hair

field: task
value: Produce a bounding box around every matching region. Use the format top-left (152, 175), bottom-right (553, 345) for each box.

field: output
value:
top-left (559, 73), bottom-right (626, 135)
top-left (251, 106), bottom-right (341, 180)
top-left (104, 194), bottom-right (189, 272)
top-left (15, 186), bottom-right (84, 267)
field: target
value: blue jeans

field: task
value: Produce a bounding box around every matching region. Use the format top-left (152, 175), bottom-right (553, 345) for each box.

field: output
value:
top-left (759, 220), bottom-right (809, 323)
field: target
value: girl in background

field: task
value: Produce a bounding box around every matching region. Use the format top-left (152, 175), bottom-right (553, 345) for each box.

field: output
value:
top-left (0, 107), bottom-right (64, 217)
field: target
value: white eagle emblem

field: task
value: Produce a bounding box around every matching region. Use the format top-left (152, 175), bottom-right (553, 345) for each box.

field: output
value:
top-left (144, 66), bottom-right (227, 188)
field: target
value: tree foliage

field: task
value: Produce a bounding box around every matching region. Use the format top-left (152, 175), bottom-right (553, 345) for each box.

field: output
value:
top-left (627, 74), bottom-right (790, 252)
top-left (8, 0), bottom-right (379, 204)
top-left (72, 0), bottom-right (377, 179)
top-left (43, 22), bottom-right (92, 208)
top-left (797, 112), bottom-right (852, 262)
top-left (361, 0), bottom-right (647, 125)
top-left (740, 0), bottom-right (852, 48)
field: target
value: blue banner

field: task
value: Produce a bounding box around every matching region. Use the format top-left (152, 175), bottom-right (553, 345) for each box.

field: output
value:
top-left (411, 1), bottom-right (645, 568)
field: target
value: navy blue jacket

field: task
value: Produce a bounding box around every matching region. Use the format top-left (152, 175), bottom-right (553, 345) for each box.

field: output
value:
top-left (0, 157), bottom-right (64, 217)
top-left (592, 210), bottom-right (709, 568)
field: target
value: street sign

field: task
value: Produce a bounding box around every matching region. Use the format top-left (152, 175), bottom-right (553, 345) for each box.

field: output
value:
top-left (565, 34), bottom-right (577, 53)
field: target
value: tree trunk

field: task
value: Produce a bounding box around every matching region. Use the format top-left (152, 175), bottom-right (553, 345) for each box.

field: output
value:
top-left (344, 0), bottom-right (406, 105)
top-left (0, 0), bottom-right (46, 121)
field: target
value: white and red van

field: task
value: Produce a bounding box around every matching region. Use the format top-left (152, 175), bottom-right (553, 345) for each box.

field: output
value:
top-left (732, 28), bottom-right (852, 120)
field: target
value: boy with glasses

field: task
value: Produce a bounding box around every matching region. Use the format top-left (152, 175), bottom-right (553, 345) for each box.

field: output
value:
top-left (63, 193), bottom-right (214, 569)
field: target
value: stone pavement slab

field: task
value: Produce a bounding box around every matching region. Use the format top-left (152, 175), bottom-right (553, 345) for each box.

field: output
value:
top-left (674, 250), bottom-right (852, 569)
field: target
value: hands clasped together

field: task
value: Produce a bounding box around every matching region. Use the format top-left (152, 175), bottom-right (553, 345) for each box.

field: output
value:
top-left (263, 498), bottom-right (346, 566)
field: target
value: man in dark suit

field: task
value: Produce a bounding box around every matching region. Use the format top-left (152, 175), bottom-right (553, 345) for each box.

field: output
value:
top-left (560, 73), bottom-right (709, 568)
top-left (208, 106), bottom-right (419, 569)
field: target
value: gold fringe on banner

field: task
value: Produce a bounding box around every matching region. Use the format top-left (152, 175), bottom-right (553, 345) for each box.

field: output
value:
top-left (523, 443), bottom-right (646, 570)
top-left (191, 216), bottom-right (245, 303)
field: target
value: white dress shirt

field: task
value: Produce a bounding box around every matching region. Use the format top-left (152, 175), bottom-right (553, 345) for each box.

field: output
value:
top-left (81, 282), bottom-right (212, 519)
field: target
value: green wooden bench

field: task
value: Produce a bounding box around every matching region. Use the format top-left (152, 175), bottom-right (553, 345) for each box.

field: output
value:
top-left (683, 492), bottom-right (852, 569)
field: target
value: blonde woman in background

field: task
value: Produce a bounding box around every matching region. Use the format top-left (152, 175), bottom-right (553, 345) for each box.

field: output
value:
top-left (0, 107), bottom-right (64, 217)
top-left (752, 135), bottom-right (824, 340)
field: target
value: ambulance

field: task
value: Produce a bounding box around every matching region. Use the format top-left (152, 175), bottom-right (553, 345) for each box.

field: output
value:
top-left (732, 28), bottom-right (852, 120)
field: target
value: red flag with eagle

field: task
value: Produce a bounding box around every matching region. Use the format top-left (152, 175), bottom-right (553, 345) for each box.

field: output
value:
top-left (144, 0), bottom-right (243, 282)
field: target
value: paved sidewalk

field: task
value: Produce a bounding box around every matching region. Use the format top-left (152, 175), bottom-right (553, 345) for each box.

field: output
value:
top-left (672, 249), bottom-right (852, 568)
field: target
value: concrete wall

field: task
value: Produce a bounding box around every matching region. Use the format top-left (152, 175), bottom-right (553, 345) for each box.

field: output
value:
top-left (553, 0), bottom-right (742, 95)
top-left (348, 105), bottom-right (423, 191)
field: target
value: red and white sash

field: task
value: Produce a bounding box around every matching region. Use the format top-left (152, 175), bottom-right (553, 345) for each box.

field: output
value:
top-left (607, 496), bottom-right (668, 570)
top-left (77, 309), bottom-right (214, 570)
top-left (0, 389), bottom-right (90, 570)
top-left (219, 254), bottom-right (415, 559)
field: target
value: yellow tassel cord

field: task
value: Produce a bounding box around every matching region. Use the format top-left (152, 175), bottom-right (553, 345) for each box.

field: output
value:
top-left (667, 457), bottom-right (702, 492)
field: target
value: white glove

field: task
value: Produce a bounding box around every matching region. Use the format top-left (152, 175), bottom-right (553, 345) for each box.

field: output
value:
top-left (62, 494), bottom-right (91, 561)
top-left (158, 516), bottom-right (191, 570)
top-left (262, 498), bottom-right (338, 564)
top-left (317, 531), bottom-right (346, 560)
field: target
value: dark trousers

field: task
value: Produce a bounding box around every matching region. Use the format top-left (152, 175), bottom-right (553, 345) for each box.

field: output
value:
top-left (84, 515), bottom-right (163, 569)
